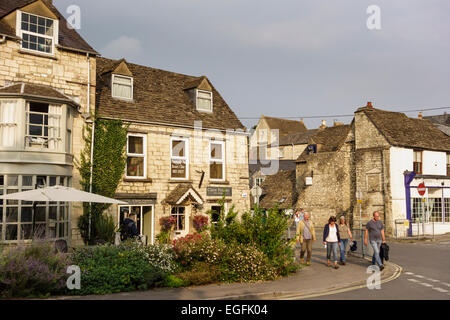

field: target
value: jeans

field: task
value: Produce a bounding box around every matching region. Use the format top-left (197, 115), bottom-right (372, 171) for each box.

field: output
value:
top-left (339, 239), bottom-right (349, 262)
top-left (326, 242), bottom-right (339, 263)
top-left (300, 239), bottom-right (313, 263)
top-left (370, 240), bottom-right (383, 267)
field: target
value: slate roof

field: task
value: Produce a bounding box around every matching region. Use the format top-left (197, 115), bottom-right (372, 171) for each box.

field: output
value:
top-left (162, 184), bottom-right (203, 205)
top-left (0, 0), bottom-right (97, 54)
top-left (359, 107), bottom-right (450, 152)
top-left (249, 160), bottom-right (296, 181)
top-left (258, 169), bottom-right (297, 210)
top-left (278, 129), bottom-right (319, 146)
top-left (0, 82), bottom-right (79, 106)
top-left (95, 57), bottom-right (245, 131)
top-left (296, 125), bottom-right (352, 162)
top-left (262, 116), bottom-right (307, 136)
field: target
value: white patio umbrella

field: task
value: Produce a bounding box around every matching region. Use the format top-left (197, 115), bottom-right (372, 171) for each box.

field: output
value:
top-left (0, 186), bottom-right (127, 204)
top-left (0, 186), bottom-right (127, 241)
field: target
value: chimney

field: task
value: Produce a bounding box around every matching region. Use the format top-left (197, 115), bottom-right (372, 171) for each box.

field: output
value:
top-left (319, 120), bottom-right (327, 129)
top-left (418, 112), bottom-right (423, 120)
top-left (333, 120), bottom-right (344, 126)
top-left (366, 101), bottom-right (373, 108)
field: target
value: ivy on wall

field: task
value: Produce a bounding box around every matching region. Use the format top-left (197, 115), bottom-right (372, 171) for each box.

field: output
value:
top-left (76, 118), bottom-right (129, 245)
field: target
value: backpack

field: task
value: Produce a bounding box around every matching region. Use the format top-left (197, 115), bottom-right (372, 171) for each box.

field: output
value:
top-left (120, 220), bottom-right (133, 241)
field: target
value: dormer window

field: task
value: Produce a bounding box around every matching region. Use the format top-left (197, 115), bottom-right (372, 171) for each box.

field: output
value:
top-left (18, 12), bottom-right (57, 55)
top-left (196, 90), bottom-right (212, 112)
top-left (112, 75), bottom-right (133, 100)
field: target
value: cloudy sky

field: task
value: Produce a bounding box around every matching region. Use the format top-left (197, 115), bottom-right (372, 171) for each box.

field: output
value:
top-left (55, 0), bottom-right (450, 129)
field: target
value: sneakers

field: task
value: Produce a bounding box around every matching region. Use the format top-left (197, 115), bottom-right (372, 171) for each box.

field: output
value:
top-left (334, 264), bottom-right (339, 269)
top-left (380, 265), bottom-right (385, 271)
top-left (300, 258), bottom-right (304, 264)
top-left (306, 261), bottom-right (311, 266)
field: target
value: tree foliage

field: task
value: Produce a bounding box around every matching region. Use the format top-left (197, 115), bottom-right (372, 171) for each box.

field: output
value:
top-left (76, 118), bottom-right (128, 245)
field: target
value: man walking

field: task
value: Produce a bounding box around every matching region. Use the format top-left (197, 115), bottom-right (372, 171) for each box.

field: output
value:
top-left (364, 211), bottom-right (386, 271)
top-left (121, 212), bottom-right (140, 241)
top-left (296, 212), bottom-right (316, 265)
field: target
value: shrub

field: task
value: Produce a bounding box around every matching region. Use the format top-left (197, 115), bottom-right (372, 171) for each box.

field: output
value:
top-left (70, 242), bottom-right (166, 295)
top-left (0, 242), bottom-right (71, 298)
top-left (176, 261), bottom-right (221, 286)
top-left (172, 233), bottom-right (224, 268)
top-left (160, 216), bottom-right (176, 232)
top-left (163, 274), bottom-right (187, 288)
top-left (94, 214), bottom-right (117, 245)
top-left (156, 231), bottom-right (171, 245)
top-left (192, 215), bottom-right (208, 233)
top-left (219, 242), bottom-right (278, 282)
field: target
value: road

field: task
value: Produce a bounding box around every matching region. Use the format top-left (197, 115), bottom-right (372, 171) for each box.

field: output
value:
top-left (307, 240), bottom-right (450, 300)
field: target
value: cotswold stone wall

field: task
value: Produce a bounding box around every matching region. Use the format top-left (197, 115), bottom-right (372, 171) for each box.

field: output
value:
top-left (353, 111), bottom-right (393, 235)
top-left (295, 141), bottom-right (354, 228)
top-left (104, 122), bottom-right (250, 243)
top-left (0, 39), bottom-right (96, 245)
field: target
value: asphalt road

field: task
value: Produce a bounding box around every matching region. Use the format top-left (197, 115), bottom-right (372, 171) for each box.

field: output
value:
top-left (307, 240), bottom-right (450, 300)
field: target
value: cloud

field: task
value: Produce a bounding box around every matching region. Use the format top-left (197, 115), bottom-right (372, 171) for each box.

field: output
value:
top-left (101, 36), bottom-right (144, 60)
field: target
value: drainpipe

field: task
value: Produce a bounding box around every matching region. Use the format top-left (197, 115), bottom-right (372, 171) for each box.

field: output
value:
top-left (86, 52), bottom-right (95, 242)
top-left (404, 170), bottom-right (416, 237)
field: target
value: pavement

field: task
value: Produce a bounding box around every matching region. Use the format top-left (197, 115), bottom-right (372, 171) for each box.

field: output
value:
top-left (58, 241), bottom-right (401, 300)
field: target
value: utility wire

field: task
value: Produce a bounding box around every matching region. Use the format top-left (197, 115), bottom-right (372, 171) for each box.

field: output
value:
top-left (237, 106), bottom-right (450, 120)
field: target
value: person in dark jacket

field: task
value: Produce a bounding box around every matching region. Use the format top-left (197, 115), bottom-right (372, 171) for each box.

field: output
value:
top-left (121, 212), bottom-right (139, 241)
top-left (323, 216), bottom-right (341, 269)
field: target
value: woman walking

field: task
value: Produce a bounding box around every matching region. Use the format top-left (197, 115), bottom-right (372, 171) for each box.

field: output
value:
top-left (338, 216), bottom-right (353, 265)
top-left (323, 216), bottom-right (341, 269)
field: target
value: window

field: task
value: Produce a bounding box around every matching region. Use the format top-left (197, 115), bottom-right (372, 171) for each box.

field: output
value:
top-left (411, 198), bottom-right (422, 222)
top-left (445, 199), bottom-right (450, 223)
top-left (171, 206), bottom-right (185, 231)
top-left (126, 134), bottom-right (147, 178)
top-left (429, 198), bottom-right (442, 223)
top-left (278, 147), bottom-right (284, 158)
top-left (210, 141), bottom-right (225, 180)
top-left (255, 177), bottom-right (265, 187)
top-left (447, 153), bottom-right (450, 176)
top-left (19, 12), bottom-right (56, 55)
top-left (26, 102), bottom-right (61, 149)
top-left (171, 137), bottom-right (189, 179)
top-left (413, 150), bottom-right (422, 174)
top-left (0, 174), bottom-right (69, 242)
top-left (210, 205), bottom-right (221, 223)
top-left (112, 75), bottom-right (133, 100)
top-left (196, 90), bottom-right (212, 112)
top-left (0, 100), bottom-right (17, 147)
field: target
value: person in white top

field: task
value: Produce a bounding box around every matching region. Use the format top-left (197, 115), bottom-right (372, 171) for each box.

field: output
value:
top-left (323, 216), bottom-right (341, 269)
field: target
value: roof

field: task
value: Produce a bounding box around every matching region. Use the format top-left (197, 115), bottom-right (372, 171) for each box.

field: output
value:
top-left (249, 160), bottom-right (296, 180)
top-left (278, 129), bottom-right (319, 146)
top-left (0, 82), bottom-right (80, 107)
top-left (424, 113), bottom-right (450, 126)
top-left (358, 107), bottom-right (450, 152)
top-left (262, 116), bottom-right (307, 136)
top-left (258, 169), bottom-right (297, 209)
top-left (162, 184), bottom-right (203, 205)
top-left (0, 0), bottom-right (97, 54)
top-left (95, 57), bottom-right (245, 131)
top-left (296, 125), bottom-right (352, 162)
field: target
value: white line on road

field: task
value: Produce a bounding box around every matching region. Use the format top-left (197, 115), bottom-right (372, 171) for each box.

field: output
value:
top-left (405, 272), bottom-right (414, 275)
top-left (443, 283), bottom-right (450, 287)
top-left (414, 275), bottom-right (425, 279)
top-left (432, 287), bottom-right (449, 293)
top-left (419, 282), bottom-right (433, 287)
top-left (408, 278), bottom-right (420, 283)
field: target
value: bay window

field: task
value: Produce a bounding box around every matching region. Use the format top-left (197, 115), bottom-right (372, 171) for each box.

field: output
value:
top-left (26, 102), bottom-right (61, 149)
top-left (126, 134), bottom-right (147, 178)
top-left (0, 100), bottom-right (17, 147)
top-left (171, 206), bottom-right (185, 231)
top-left (210, 141), bottom-right (225, 181)
top-left (171, 137), bottom-right (189, 179)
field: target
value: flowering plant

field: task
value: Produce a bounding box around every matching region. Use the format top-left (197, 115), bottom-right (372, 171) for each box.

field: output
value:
top-left (160, 216), bottom-right (177, 232)
top-left (193, 215), bottom-right (209, 233)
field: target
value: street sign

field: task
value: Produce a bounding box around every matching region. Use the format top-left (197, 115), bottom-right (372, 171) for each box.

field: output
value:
top-left (417, 183), bottom-right (426, 196)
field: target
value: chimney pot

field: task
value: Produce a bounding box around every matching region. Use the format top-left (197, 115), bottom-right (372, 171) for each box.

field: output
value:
top-left (366, 101), bottom-right (373, 108)
top-left (418, 112), bottom-right (423, 120)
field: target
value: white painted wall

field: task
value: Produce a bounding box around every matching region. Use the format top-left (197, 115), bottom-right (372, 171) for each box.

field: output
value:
top-left (422, 150), bottom-right (446, 175)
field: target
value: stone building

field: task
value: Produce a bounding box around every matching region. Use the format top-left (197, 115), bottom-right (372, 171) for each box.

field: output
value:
top-left (96, 57), bottom-right (250, 243)
top-left (258, 169), bottom-right (297, 213)
top-left (295, 124), bottom-right (354, 227)
top-left (0, 0), bottom-right (97, 244)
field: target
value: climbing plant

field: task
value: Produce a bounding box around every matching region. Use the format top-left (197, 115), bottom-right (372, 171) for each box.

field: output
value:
top-left (76, 117), bottom-right (129, 245)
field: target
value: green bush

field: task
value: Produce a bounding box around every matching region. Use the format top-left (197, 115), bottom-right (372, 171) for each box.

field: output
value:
top-left (175, 262), bottom-right (221, 286)
top-left (163, 275), bottom-right (187, 288)
top-left (0, 242), bottom-right (71, 298)
top-left (70, 243), bottom-right (166, 295)
top-left (94, 214), bottom-right (117, 245)
top-left (172, 233), bottom-right (224, 268)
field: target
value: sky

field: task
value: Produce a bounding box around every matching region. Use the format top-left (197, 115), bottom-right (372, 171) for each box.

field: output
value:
top-left (55, 0), bottom-right (450, 130)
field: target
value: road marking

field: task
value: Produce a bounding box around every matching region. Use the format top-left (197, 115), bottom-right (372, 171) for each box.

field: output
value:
top-left (405, 272), bottom-right (414, 275)
top-left (442, 283), bottom-right (450, 287)
top-left (419, 282), bottom-right (433, 287)
top-left (432, 287), bottom-right (449, 293)
top-left (408, 278), bottom-right (420, 283)
top-left (414, 275), bottom-right (425, 279)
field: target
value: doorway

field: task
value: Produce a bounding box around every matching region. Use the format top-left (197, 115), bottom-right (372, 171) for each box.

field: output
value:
top-left (118, 204), bottom-right (154, 244)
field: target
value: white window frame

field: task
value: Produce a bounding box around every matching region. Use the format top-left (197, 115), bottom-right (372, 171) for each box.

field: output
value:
top-left (196, 89), bottom-right (213, 112)
top-left (171, 206), bottom-right (186, 232)
top-left (170, 137), bottom-right (189, 180)
top-left (16, 10), bottom-right (58, 56)
top-left (125, 133), bottom-right (147, 179)
top-left (209, 140), bottom-right (225, 181)
top-left (112, 74), bottom-right (134, 100)
top-left (25, 102), bottom-right (61, 150)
